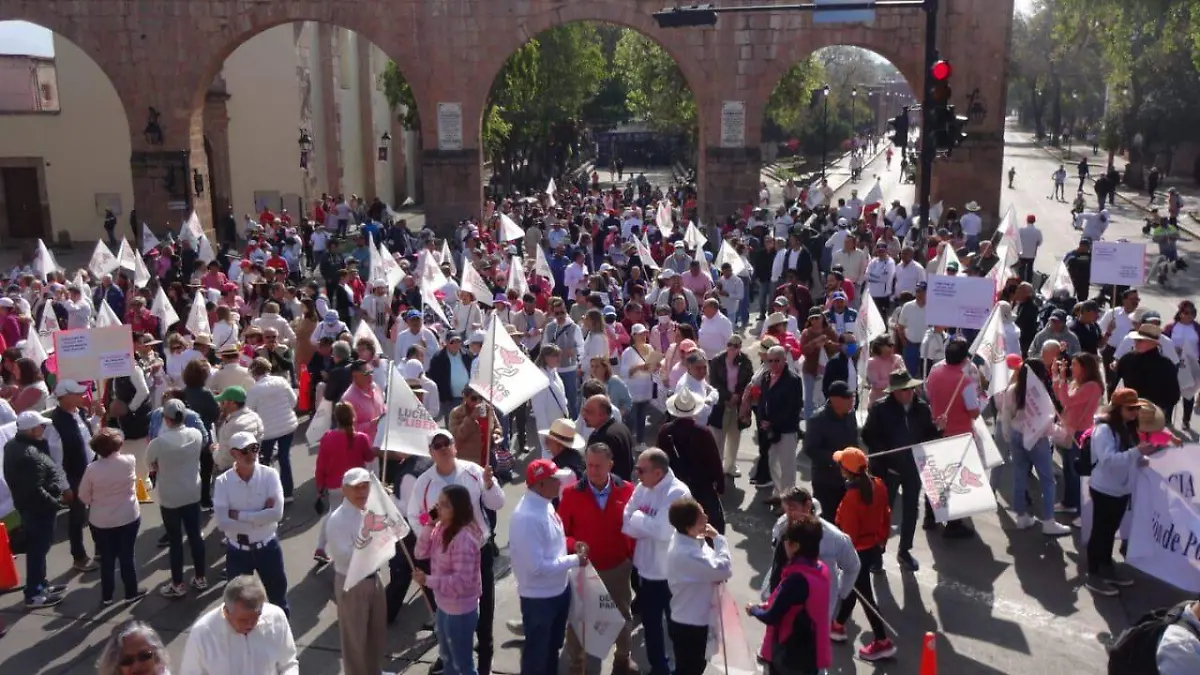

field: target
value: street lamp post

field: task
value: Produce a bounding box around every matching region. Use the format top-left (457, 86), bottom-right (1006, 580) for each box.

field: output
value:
top-left (1068, 91), bottom-right (1078, 157)
top-left (821, 84), bottom-right (830, 181)
top-left (851, 87), bottom-right (858, 145)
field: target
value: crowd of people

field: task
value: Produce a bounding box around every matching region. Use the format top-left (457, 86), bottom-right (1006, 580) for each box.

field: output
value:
top-left (1, 169), bottom-right (1198, 675)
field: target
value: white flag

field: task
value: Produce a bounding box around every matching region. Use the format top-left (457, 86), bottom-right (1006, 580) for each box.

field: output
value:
top-left (95, 299), bottom-right (121, 328)
top-left (684, 221), bottom-right (708, 249)
top-left (180, 211), bottom-right (204, 245)
top-left (534, 244), bottom-right (555, 283)
top-left (694, 248), bottom-right (711, 277)
top-left (461, 261), bottom-right (494, 307)
top-left (988, 242), bottom-right (1018, 297)
top-left (806, 184), bottom-right (825, 208)
top-left (376, 365), bottom-right (439, 456)
top-left (636, 236), bottom-right (659, 271)
top-left (968, 303), bottom-right (1012, 397)
top-left (854, 295), bottom-right (887, 344)
top-left (911, 433), bottom-right (997, 523)
top-left (1041, 260), bottom-right (1073, 300)
top-left (37, 305), bottom-right (58, 354)
top-left (971, 417), bottom-right (1005, 469)
top-left (507, 256), bottom-right (530, 298)
top-left (352, 318), bottom-right (382, 357)
top-left (151, 285), bottom-right (179, 338)
top-left (441, 239), bottom-right (458, 278)
top-left (863, 180), bottom-right (883, 210)
top-left (928, 241), bottom-right (961, 276)
top-left (997, 207), bottom-right (1020, 256)
top-left (569, 566), bottom-right (631, 660)
top-left (196, 235), bottom-right (216, 265)
top-left (33, 239), bottom-right (60, 280)
top-left (546, 178), bottom-right (557, 208)
top-left (367, 239), bottom-right (386, 288)
top-left (377, 242), bottom-right (404, 290)
top-left (1016, 365), bottom-right (1057, 448)
top-left (928, 201), bottom-right (944, 227)
top-left (87, 241), bottom-right (119, 279)
top-left (655, 202), bottom-right (673, 234)
top-left (116, 238), bottom-right (138, 272)
top-left (141, 224), bottom-right (161, 255)
top-left (469, 315), bottom-right (549, 415)
top-left (131, 248), bottom-right (151, 289)
top-left (417, 250), bottom-right (449, 289)
top-left (343, 472), bottom-right (412, 591)
top-left (20, 332), bottom-right (47, 368)
top-left (498, 213), bottom-right (524, 243)
top-left (420, 283), bottom-right (449, 326)
top-left (715, 240), bottom-right (746, 277)
top-left (185, 290), bottom-right (211, 336)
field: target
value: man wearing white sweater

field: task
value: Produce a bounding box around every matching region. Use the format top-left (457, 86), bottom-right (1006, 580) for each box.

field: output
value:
top-left (622, 448), bottom-right (691, 675)
top-left (244, 358), bottom-right (299, 502)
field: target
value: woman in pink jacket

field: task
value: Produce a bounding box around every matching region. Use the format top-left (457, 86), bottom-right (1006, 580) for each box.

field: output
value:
top-left (414, 484), bottom-right (483, 675)
top-left (1051, 352), bottom-right (1104, 522)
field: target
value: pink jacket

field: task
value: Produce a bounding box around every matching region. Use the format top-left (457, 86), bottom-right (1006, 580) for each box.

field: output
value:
top-left (1053, 379), bottom-right (1103, 434)
top-left (415, 521), bottom-right (483, 615)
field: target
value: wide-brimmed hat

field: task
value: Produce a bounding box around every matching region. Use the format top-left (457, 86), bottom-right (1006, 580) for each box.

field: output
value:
top-left (665, 386), bottom-right (703, 419)
top-left (538, 418), bottom-right (586, 450)
top-left (965, 201), bottom-right (981, 212)
top-left (765, 312), bottom-right (789, 329)
top-left (192, 333), bottom-right (213, 347)
top-left (885, 370), bottom-right (923, 393)
top-left (1132, 324), bottom-right (1162, 341)
top-left (1137, 399), bottom-right (1167, 432)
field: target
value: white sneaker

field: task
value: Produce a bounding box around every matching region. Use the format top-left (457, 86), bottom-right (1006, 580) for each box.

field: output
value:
top-left (1042, 520), bottom-right (1072, 537)
top-left (1015, 514), bottom-right (1037, 530)
top-left (505, 619), bottom-right (525, 636)
top-left (1071, 516), bottom-right (1082, 528)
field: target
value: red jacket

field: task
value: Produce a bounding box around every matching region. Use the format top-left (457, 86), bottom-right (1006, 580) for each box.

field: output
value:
top-left (558, 475), bottom-right (635, 571)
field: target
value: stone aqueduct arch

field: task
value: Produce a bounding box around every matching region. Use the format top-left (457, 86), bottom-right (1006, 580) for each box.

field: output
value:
top-left (0, 0), bottom-right (1013, 235)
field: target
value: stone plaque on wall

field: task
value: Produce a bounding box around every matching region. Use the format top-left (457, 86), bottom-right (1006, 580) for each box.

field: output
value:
top-left (720, 101), bottom-right (746, 148)
top-left (437, 102), bottom-right (464, 151)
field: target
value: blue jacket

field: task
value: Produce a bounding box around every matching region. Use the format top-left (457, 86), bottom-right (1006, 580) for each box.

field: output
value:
top-left (149, 407), bottom-right (211, 448)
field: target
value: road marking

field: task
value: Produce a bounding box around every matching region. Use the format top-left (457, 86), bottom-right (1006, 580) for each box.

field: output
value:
top-left (911, 568), bottom-right (1108, 653)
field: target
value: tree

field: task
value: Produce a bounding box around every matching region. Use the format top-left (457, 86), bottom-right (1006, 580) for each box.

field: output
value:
top-left (764, 57), bottom-right (826, 134)
top-left (814, 46), bottom-right (900, 94)
top-left (379, 62), bottom-right (420, 130)
top-left (613, 31), bottom-right (698, 143)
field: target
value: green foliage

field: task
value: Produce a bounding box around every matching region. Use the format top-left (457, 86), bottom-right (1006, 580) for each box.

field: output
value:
top-left (765, 58), bottom-right (825, 132)
top-left (379, 61), bottom-right (420, 130)
top-left (613, 31), bottom-right (697, 140)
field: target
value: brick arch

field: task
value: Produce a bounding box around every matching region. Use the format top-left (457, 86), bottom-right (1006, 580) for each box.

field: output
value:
top-left (468, 1), bottom-right (715, 150)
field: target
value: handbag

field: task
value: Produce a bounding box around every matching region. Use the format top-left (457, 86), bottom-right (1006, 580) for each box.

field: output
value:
top-left (1049, 418), bottom-right (1075, 449)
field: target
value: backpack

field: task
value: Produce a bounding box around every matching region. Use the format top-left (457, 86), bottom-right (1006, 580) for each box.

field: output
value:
top-left (1107, 601), bottom-right (1200, 675)
top-left (1074, 427), bottom-right (1096, 476)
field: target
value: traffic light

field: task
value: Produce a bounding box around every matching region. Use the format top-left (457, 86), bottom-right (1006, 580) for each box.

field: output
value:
top-left (926, 59), bottom-right (968, 153)
top-left (653, 5), bottom-right (719, 28)
top-left (930, 59), bottom-right (953, 106)
top-left (888, 111), bottom-right (909, 149)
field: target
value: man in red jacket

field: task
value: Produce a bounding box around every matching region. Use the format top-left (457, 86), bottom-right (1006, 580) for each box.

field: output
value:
top-left (558, 442), bottom-right (636, 675)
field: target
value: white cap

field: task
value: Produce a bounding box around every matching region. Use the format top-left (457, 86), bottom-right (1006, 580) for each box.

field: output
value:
top-left (402, 359), bottom-right (424, 380)
top-left (469, 330), bottom-right (486, 345)
top-left (342, 467), bottom-right (372, 486)
top-left (54, 379), bottom-right (87, 397)
top-left (0, 298), bottom-right (14, 308)
top-left (229, 431), bottom-right (259, 451)
top-left (16, 410), bottom-right (52, 431)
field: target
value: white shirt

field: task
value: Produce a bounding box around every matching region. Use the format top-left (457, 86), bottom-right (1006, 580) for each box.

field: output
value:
top-left (179, 603), bottom-right (299, 675)
top-left (1079, 214), bottom-right (1109, 241)
top-left (715, 275), bottom-right (744, 316)
top-left (213, 464), bottom-right (285, 545)
top-left (865, 258), bottom-right (895, 298)
top-left (771, 247), bottom-right (808, 283)
top-left (697, 311), bottom-right (733, 359)
top-left (395, 326), bottom-right (441, 369)
top-left (831, 248), bottom-right (869, 283)
top-left (564, 262), bottom-right (589, 299)
top-left (666, 533), bottom-right (733, 626)
top-left (622, 471), bottom-right (692, 580)
top-left (897, 300), bottom-right (927, 344)
top-left (509, 491), bottom-right (581, 598)
top-left (1099, 306), bottom-right (1137, 344)
top-left (64, 299), bottom-right (92, 330)
top-left (1017, 225), bottom-right (1043, 260)
top-left (960, 212), bottom-right (983, 236)
top-left (891, 260), bottom-right (926, 297)
top-left (324, 499), bottom-right (369, 576)
top-left (406, 460), bottom-right (506, 542)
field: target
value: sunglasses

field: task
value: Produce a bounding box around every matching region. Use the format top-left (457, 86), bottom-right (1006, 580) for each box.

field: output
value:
top-left (727, 342), bottom-right (741, 348)
top-left (431, 440), bottom-right (452, 451)
top-left (237, 445), bottom-right (260, 454)
top-left (118, 650), bottom-right (156, 667)
top-left (766, 358), bottom-right (784, 363)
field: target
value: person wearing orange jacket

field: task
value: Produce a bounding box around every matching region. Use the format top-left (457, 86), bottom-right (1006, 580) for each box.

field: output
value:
top-left (830, 447), bottom-right (896, 662)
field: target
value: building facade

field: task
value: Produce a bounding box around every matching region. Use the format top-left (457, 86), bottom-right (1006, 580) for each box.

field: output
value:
top-left (0, 21), bottom-right (418, 243)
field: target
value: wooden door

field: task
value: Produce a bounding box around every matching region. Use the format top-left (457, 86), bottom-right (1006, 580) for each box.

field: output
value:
top-left (2, 168), bottom-right (45, 238)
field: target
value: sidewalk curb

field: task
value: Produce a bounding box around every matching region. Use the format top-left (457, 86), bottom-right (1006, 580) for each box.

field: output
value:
top-left (1039, 142), bottom-right (1200, 240)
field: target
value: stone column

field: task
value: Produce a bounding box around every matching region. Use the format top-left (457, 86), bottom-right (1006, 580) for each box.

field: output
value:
top-left (356, 37), bottom-right (377, 201)
top-left (318, 24), bottom-right (343, 197)
top-left (931, 132), bottom-right (1005, 223)
top-left (700, 146), bottom-right (762, 224)
top-left (130, 149), bottom-right (201, 234)
top-left (422, 149), bottom-right (481, 234)
top-left (203, 79), bottom-right (233, 218)
top-left (390, 113), bottom-right (408, 203)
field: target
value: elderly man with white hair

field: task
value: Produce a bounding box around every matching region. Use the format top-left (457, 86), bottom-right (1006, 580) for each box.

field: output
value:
top-left (402, 358), bottom-right (440, 419)
top-left (179, 575), bottom-right (298, 675)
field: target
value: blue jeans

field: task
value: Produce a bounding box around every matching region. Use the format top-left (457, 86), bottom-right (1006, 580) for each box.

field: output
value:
top-left (631, 400), bottom-right (651, 444)
top-left (260, 434), bottom-right (295, 498)
top-left (1009, 432), bottom-right (1057, 520)
top-left (19, 509), bottom-right (56, 602)
top-left (638, 576), bottom-right (673, 674)
top-left (736, 278), bottom-right (752, 326)
top-left (436, 608), bottom-right (479, 675)
top-left (758, 279), bottom-right (774, 318)
top-left (1059, 441), bottom-right (1082, 510)
top-left (91, 518), bottom-right (140, 601)
top-left (520, 587), bottom-right (572, 675)
top-left (560, 370), bottom-right (581, 419)
top-left (161, 502), bottom-right (206, 585)
top-left (902, 342), bottom-right (922, 378)
top-left (801, 371), bottom-right (819, 420)
top-left (226, 538), bottom-right (290, 615)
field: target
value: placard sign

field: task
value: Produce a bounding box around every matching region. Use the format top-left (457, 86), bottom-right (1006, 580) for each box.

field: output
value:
top-left (437, 102), bottom-right (463, 151)
top-left (720, 101), bottom-right (746, 148)
top-left (54, 325), bottom-right (134, 382)
top-left (1090, 241), bottom-right (1146, 286)
top-left (924, 274), bottom-right (994, 330)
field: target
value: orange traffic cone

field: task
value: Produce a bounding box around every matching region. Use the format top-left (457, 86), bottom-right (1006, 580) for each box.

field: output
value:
top-left (919, 631), bottom-right (937, 675)
top-left (0, 522), bottom-right (21, 591)
top-left (136, 478), bottom-right (153, 504)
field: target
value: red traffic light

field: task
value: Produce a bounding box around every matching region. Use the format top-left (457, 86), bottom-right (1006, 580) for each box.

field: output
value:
top-left (931, 60), bottom-right (952, 81)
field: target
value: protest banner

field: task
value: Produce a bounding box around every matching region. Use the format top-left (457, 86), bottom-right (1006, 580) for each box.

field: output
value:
top-left (376, 365), bottom-right (439, 455)
top-left (969, 304), bottom-right (1013, 396)
top-left (568, 566), bottom-right (629, 660)
top-left (54, 325), bottom-right (134, 382)
top-left (924, 275), bottom-right (994, 330)
top-left (1090, 241), bottom-right (1147, 287)
top-left (469, 315), bottom-right (549, 415)
top-left (1125, 447), bottom-right (1200, 592)
top-left (911, 433), bottom-right (998, 523)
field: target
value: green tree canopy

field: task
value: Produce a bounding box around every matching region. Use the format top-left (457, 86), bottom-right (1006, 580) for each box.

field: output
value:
top-left (613, 31), bottom-right (698, 141)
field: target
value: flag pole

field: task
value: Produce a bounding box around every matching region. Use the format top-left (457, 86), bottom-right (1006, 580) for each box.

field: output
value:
top-left (852, 586), bottom-right (900, 638)
top-left (716, 584), bottom-right (730, 674)
top-left (865, 432), bottom-right (974, 460)
top-left (395, 514), bottom-right (435, 616)
top-left (482, 315), bottom-right (496, 469)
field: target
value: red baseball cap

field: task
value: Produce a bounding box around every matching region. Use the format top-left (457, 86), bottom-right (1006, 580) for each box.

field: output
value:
top-left (525, 459), bottom-right (574, 487)
top-left (1026, 214), bottom-right (1036, 223)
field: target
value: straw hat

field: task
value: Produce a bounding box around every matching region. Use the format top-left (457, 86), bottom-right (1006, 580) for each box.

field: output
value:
top-left (538, 418), bottom-right (586, 450)
top-left (665, 386), bottom-right (703, 419)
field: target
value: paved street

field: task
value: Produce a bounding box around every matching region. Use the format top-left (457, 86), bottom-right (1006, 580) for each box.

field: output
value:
top-left (1, 124), bottom-right (1195, 674)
